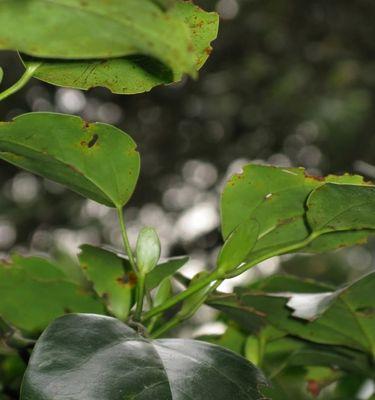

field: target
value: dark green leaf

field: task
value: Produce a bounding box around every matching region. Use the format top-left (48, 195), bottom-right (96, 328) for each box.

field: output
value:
top-left (22, 2), bottom-right (219, 94)
top-left (0, 256), bottom-right (103, 333)
top-left (0, 0), bottom-right (197, 76)
top-left (21, 314), bottom-right (267, 400)
top-left (209, 273), bottom-right (375, 357)
top-left (0, 112), bottom-right (140, 208)
top-left (78, 245), bottom-right (136, 320)
top-left (145, 256), bottom-right (189, 291)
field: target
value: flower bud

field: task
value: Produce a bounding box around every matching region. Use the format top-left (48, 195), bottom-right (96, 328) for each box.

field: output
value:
top-left (136, 227), bottom-right (161, 275)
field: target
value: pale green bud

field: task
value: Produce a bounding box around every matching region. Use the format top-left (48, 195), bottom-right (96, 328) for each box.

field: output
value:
top-left (136, 227), bottom-right (161, 275)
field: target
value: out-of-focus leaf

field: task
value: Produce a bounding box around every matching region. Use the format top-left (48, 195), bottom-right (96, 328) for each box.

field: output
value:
top-left (0, 113), bottom-right (140, 208)
top-left (0, 0), bottom-right (197, 76)
top-left (0, 255), bottom-right (103, 333)
top-left (209, 273), bottom-right (375, 357)
top-left (22, 2), bottom-right (219, 94)
top-left (153, 279), bottom-right (172, 307)
top-left (21, 314), bottom-right (267, 400)
top-left (145, 256), bottom-right (189, 290)
top-left (78, 245), bottom-right (136, 320)
top-left (202, 325), bottom-right (247, 355)
top-left (0, 67), bottom-right (3, 84)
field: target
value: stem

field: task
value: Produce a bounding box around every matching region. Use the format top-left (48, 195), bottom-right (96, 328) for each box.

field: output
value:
top-left (223, 232), bottom-right (319, 279)
top-left (116, 207), bottom-right (138, 275)
top-left (151, 280), bottom-right (222, 339)
top-left (134, 274), bottom-right (145, 321)
top-left (0, 62), bottom-right (41, 102)
top-left (150, 316), bottom-right (179, 339)
top-left (144, 232), bottom-right (321, 323)
top-left (142, 270), bottom-right (221, 322)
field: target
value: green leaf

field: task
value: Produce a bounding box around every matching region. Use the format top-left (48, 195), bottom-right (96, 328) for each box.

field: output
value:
top-left (209, 273), bottom-right (375, 357)
top-left (220, 164), bottom-right (372, 261)
top-left (136, 227), bottom-right (161, 275)
top-left (307, 183), bottom-right (375, 233)
top-left (0, 0), bottom-right (197, 76)
top-left (153, 278), bottom-right (172, 307)
top-left (201, 325), bottom-right (247, 355)
top-left (21, 314), bottom-right (267, 400)
top-left (0, 112), bottom-right (140, 208)
top-left (151, 0), bottom-right (176, 10)
top-left (218, 219), bottom-right (259, 272)
top-left (178, 272), bottom-right (213, 319)
top-left (78, 245), bottom-right (136, 320)
top-left (0, 66), bottom-right (3, 84)
top-left (145, 256), bottom-right (189, 291)
top-left (22, 2), bottom-right (219, 94)
top-left (0, 255), bottom-right (103, 333)
top-left (23, 55), bottom-right (174, 95)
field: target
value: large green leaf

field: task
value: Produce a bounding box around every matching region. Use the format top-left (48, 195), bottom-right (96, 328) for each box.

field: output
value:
top-left (0, 0), bottom-right (197, 76)
top-left (209, 273), bottom-right (375, 357)
top-left (21, 314), bottom-right (266, 400)
top-left (220, 165), bottom-right (372, 263)
top-left (78, 245), bottom-right (136, 320)
top-left (0, 255), bottom-right (103, 333)
top-left (0, 112), bottom-right (140, 208)
top-left (22, 2), bottom-right (219, 94)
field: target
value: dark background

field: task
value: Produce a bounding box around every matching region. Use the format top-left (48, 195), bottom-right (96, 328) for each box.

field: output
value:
top-left (1, 0), bottom-right (375, 294)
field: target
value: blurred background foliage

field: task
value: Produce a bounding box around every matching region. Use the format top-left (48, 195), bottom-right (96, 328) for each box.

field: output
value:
top-left (1, 0), bottom-right (375, 398)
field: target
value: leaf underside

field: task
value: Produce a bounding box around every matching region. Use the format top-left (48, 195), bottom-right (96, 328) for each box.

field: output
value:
top-left (20, 1), bottom-right (219, 94)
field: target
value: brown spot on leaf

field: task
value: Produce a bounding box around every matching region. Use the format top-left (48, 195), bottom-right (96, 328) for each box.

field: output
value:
top-left (204, 46), bottom-right (213, 56)
top-left (356, 306), bottom-right (375, 317)
top-left (88, 134), bottom-right (99, 148)
top-left (307, 381), bottom-right (321, 397)
top-left (116, 272), bottom-right (137, 288)
top-left (304, 171), bottom-right (325, 181)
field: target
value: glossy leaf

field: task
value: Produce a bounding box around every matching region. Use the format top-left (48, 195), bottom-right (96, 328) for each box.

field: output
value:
top-left (0, 112), bottom-right (140, 208)
top-left (22, 2), bottom-right (219, 94)
top-left (78, 245), bottom-right (136, 320)
top-left (218, 219), bottom-right (259, 272)
top-left (0, 255), bottom-right (103, 333)
top-left (21, 314), bottom-right (267, 400)
top-left (145, 256), bottom-right (189, 290)
top-left (0, 0), bottom-right (197, 76)
top-left (221, 164), bottom-right (372, 261)
top-left (209, 273), bottom-right (375, 357)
